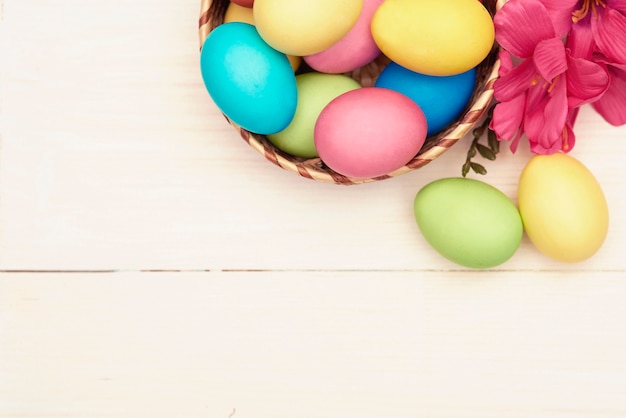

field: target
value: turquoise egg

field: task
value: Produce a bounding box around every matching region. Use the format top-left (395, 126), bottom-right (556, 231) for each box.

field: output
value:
top-left (200, 22), bottom-right (297, 134)
top-left (375, 62), bottom-right (476, 136)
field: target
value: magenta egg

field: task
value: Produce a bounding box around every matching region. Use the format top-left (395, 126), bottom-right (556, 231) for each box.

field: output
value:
top-left (314, 87), bottom-right (428, 179)
top-left (303, 0), bottom-right (384, 73)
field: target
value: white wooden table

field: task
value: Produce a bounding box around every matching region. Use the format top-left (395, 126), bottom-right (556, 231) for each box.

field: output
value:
top-left (2, 1), bottom-right (626, 417)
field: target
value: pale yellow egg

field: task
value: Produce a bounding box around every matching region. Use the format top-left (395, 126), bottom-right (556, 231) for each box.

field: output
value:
top-left (518, 153), bottom-right (609, 263)
top-left (223, 2), bottom-right (302, 71)
top-left (253, 0), bottom-right (363, 56)
top-left (224, 2), bottom-right (255, 25)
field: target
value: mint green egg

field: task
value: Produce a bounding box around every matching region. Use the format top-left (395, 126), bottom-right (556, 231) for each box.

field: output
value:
top-left (267, 72), bottom-right (360, 158)
top-left (413, 178), bottom-right (523, 269)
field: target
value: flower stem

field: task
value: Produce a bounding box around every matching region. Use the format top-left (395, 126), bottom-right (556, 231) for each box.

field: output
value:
top-left (462, 105), bottom-right (499, 177)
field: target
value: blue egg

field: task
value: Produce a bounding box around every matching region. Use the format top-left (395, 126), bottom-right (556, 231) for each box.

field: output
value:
top-left (200, 23), bottom-right (297, 135)
top-left (375, 62), bottom-right (476, 136)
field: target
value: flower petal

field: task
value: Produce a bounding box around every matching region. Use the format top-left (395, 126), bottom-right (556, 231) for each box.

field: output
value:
top-left (541, 0), bottom-right (578, 7)
top-left (524, 78), bottom-right (568, 153)
top-left (561, 107), bottom-right (579, 153)
top-left (498, 50), bottom-right (514, 76)
top-left (566, 21), bottom-right (596, 59)
top-left (494, 58), bottom-right (538, 102)
top-left (608, 0), bottom-right (626, 13)
top-left (530, 136), bottom-right (565, 154)
top-left (490, 93), bottom-right (527, 150)
top-left (539, 0), bottom-right (578, 8)
top-left (494, 0), bottom-right (556, 58)
top-left (593, 7), bottom-right (626, 63)
top-left (566, 55), bottom-right (609, 107)
top-left (592, 53), bottom-right (626, 71)
top-left (539, 0), bottom-right (578, 36)
top-left (534, 38), bottom-right (568, 81)
top-left (592, 65), bottom-right (626, 125)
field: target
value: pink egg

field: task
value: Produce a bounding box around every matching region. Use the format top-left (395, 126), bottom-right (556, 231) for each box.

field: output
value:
top-left (314, 87), bottom-right (427, 179)
top-left (231, 0), bottom-right (254, 8)
top-left (303, 0), bottom-right (384, 73)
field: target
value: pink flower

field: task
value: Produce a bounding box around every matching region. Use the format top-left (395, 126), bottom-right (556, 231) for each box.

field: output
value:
top-left (490, 51), bottom-right (526, 152)
top-left (541, 0), bottom-right (626, 126)
top-left (590, 54), bottom-right (626, 125)
top-left (540, 0), bottom-right (626, 63)
top-left (554, 1), bottom-right (626, 125)
top-left (490, 0), bottom-right (609, 154)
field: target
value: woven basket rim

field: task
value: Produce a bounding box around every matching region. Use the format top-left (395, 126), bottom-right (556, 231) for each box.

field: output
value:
top-left (199, 0), bottom-right (504, 185)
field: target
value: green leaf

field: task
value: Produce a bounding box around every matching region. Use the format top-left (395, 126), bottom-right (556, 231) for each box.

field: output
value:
top-left (488, 130), bottom-right (500, 154)
top-left (476, 143), bottom-right (496, 161)
top-left (468, 144), bottom-right (477, 158)
top-left (470, 162), bottom-right (487, 175)
top-left (473, 126), bottom-right (485, 139)
top-left (462, 161), bottom-right (471, 177)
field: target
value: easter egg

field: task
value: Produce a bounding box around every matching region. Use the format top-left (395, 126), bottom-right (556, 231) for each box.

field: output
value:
top-left (371, 0), bottom-right (495, 76)
top-left (314, 87), bottom-right (427, 179)
top-left (303, 0), bottom-right (384, 73)
top-left (518, 153), bottom-right (609, 263)
top-left (267, 73), bottom-right (361, 158)
top-left (375, 63), bottom-right (477, 135)
top-left (224, 2), bottom-right (255, 24)
top-left (200, 22), bottom-right (297, 135)
top-left (253, 0), bottom-right (363, 56)
top-left (414, 178), bottom-right (523, 269)
top-left (223, 3), bottom-right (302, 72)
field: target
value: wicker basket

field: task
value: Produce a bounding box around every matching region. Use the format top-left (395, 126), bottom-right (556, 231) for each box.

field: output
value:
top-left (199, 0), bottom-right (504, 185)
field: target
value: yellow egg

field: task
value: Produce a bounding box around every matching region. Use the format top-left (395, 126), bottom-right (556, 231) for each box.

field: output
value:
top-left (371, 0), bottom-right (494, 76)
top-left (224, 2), bottom-right (255, 25)
top-left (286, 54), bottom-right (302, 72)
top-left (223, 2), bottom-right (302, 72)
top-left (253, 0), bottom-right (363, 56)
top-left (518, 153), bottom-right (609, 263)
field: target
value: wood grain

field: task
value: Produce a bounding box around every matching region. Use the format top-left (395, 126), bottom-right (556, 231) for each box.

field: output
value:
top-left (2, 271), bottom-right (626, 418)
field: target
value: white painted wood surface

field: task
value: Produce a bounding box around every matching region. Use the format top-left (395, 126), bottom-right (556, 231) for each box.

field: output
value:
top-left (1, 1), bottom-right (626, 417)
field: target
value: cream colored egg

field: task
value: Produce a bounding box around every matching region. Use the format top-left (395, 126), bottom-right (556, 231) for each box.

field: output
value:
top-left (253, 0), bottom-right (363, 56)
top-left (518, 153), bottom-right (609, 263)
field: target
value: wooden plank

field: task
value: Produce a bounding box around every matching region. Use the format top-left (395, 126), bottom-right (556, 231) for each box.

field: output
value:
top-left (2, 0), bottom-right (626, 271)
top-left (2, 271), bottom-right (626, 418)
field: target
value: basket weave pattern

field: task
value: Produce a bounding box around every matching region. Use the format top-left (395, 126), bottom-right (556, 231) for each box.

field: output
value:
top-left (199, 0), bottom-right (504, 185)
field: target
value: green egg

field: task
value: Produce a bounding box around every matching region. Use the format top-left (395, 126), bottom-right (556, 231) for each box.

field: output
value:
top-left (413, 178), bottom-right (523, 269)
top-left (267, 72), bottom-right (361, 158)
